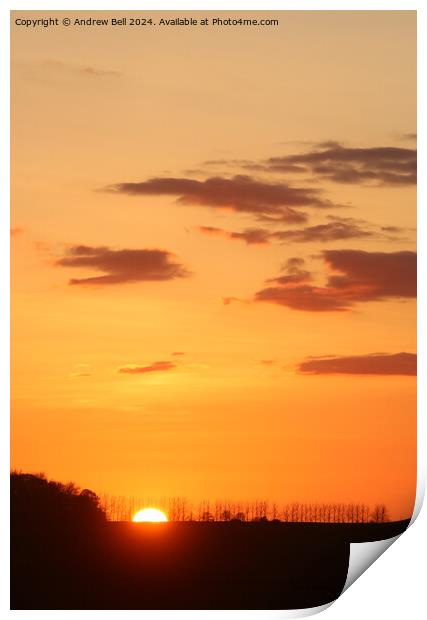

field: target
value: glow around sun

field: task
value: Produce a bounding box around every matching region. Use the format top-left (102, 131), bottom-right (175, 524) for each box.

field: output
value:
top-left (132, 508), bottom-right (168, 523)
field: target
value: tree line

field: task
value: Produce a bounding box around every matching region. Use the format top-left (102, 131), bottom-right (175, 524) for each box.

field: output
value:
top-left (10, 472), bottom-right (389, 525)
top-left (100, 494), bottom-right (389, 524)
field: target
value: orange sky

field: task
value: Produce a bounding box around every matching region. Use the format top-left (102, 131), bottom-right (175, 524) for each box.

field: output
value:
top-left (11, 11), bottom-right (416, 519)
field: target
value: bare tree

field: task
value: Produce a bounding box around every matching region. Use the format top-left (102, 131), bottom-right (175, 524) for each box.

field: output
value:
top-left (370, 504), bottom-right (389, 523)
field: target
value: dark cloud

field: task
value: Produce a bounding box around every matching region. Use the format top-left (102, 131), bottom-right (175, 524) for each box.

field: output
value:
top-left (106, 175), bottom-right (341, 223)
top-left (324, 249), bottom-right (416, 299)
top-left (172, 351), bottom-right (185, 356)
top-left (118, 361), bottom-right (176, 375)
top-left (264, 143), bottom-right (416, 186)
top-left (298, 352), bottom-right (416, 376)
top-left (197, 216), bottom-right (402, 246)
top-left (254, 250), bottom-right (416, 312)
top-left (56, 245), bottom-right (189, 286)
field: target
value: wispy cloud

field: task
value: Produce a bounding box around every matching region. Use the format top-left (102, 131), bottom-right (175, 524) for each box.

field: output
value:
top-left (118, 361), bottom-right (176, 375)
top-left (43, 59), bottom-right (122, 78)
top-left (395, 132), bottom-right (417, 142)
top-left (70, 372), bottom-right (92, 378)
top-left (197, 216), bottom-right (403, 245)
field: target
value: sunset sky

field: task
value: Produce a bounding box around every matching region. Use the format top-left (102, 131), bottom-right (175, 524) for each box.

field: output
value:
top-left (11, 11), bottom-right (416, 519)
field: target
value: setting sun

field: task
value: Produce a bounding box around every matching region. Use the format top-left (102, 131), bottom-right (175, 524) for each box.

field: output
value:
top-left (132, 508), bottom-right (168, 523)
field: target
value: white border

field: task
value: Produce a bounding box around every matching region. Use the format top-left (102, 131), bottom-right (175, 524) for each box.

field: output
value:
top-left (2, 3), bottom-right (425, 619)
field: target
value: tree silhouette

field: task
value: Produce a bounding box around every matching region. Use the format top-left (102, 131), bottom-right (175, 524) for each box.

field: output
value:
top-left (11, 471), bottom-right (106, 529)
top-left (370, 504), bottom-right (389, 523)
top-left (97, 492), bottom-right (391, 524)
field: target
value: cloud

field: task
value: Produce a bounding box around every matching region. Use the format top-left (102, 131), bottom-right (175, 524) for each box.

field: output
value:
top-left (324, 249), bottom-right (416, 298)
top-left (201, 142), bottom-right (416, 186)
top-left (172, 351), bottom-right (185, 356)
top-left (396, 133), bottom-right (417, 142)
top-left (70, 372), bottom-right (92, 378)
top-left (197, 225), bottom-right (271, 245)
top-left (56, 245), bottom-right (190, 286)
top-left (79, 66), bottom-right (122, 78)
top-left (118, 361), bottom-right (176, 375)
top-left (272, 217), bottom-right (383, 243)
top-left (10, 227), bottom-right (24, 237)
top-left (381, 225), bottom-right (404, 233)
top-left (43, 59), bottom-right (122, 78)
top-left (222, 296), bottom-right (250, 306)
top-left (197, 216), bottom-right (400, 245)
top-left (106, 175), bottom-right (341, 223)
top-left (263, 143), bottom-right (416, 186)
top-left (254, 250), bottom-right (416, 312)
top-left (298, 352), bottom-right (416, 376)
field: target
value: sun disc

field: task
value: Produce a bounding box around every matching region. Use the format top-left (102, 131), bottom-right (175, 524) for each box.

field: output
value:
top-left (132, 508), bottom-right (168, 523)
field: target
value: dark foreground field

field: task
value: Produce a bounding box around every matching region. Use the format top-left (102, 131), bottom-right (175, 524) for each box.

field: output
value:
top-left (11, 519), bottom-right (408, 610)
